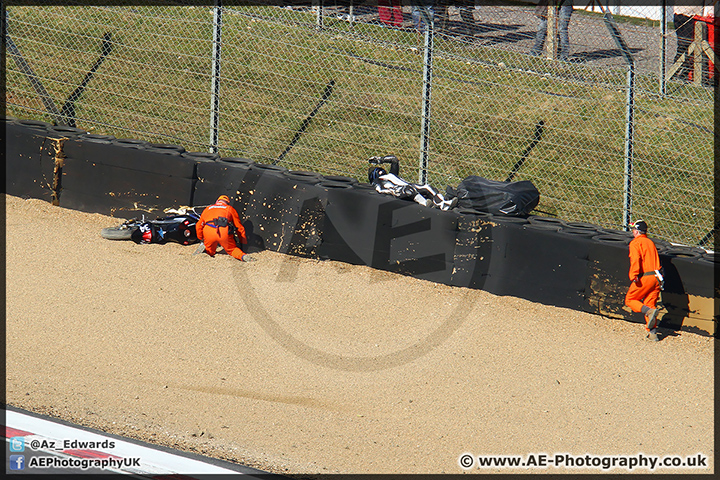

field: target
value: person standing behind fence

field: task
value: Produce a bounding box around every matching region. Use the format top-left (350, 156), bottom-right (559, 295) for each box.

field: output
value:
top-left (671, 1), bottom-right (714, 82)
top-left (444, 0), bottom-right (477, 36)
top-left (378, 0), bottom-right (403, 28)
top-left (412, 0), bottom-right (435, 34)
top-left (457, 1), bottom-right (479, 36)
top-left (530, 0), bottom-right (574, 62)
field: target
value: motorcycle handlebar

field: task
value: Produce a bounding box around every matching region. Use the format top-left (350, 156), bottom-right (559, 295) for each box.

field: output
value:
top-left (368, 155), bottom-right (398, 165)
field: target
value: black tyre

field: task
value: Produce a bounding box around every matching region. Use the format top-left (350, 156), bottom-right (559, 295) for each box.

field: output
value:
top-left (699, 253), bottom-right (718, 265)
top-left (317, 180), bottom-right (353, 189)
top-left (113, 138), bottom-right (149, 148)
top-left (354, 182), bottom-right (377, 190)
top-left (146, 147), bottom-right (182, 156)
top-left (182, 151), bottom-right (219, 161)
top-left (18, 119), bottom-right (52, 130)
top-left (322, 175), bottom-right (358, 185)
top-left (564, 221), bottom-right (601, 232)
top-left (591, 234), bottom-right (631, 246)
top-left (222, 157), bottom-right (255, 167)
top-left (488, 215), bottom-right (529, 225)
top-left (49, 126), bottom-right (87, 136)
top-left (251, 163), bottom-right (287, 173)
top-left (662, 247), bottom-right (702, 259)
top-left (283, 170), bottom-right (323, 184)
top-left (528, 216), bottom-right (565, 227)
top-left (559, 228), bottom-right (597, 238)
top-left (148, 143), bottom-right (185, 153)
top-left (101, 225), bottom-right (139, 240)
top-left (81, 133), bottom-right (116, 143)
top-left (525, 223), bottom-right (561, 232)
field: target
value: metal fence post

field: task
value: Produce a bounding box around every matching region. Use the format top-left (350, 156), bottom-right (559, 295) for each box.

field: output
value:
top-left (419, 5), bottom-right (433, 186)
top-left (603, 12), bottom-right (635, 230)
top-left (623, 64), bottom-right (636, 230)
top-left (314, 0), bottom-right (323, 30)
top-left (659, 1), bottom-right (666, 96)
top-left (209, 1), bottom-right (222, 154)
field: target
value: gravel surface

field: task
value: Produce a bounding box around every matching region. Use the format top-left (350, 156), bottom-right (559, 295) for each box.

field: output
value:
top-left (322, 3), bottom-right (680, 74)
top-left (5, 194), bottom-right (714, 475)
top-left (463, 5), bottom-right (674, 73)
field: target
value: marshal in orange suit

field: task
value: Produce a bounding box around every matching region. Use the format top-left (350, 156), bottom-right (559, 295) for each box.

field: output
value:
top-left (624, 219), bottom-right (663, 341)
top-left (196, 195), bottom-right (250, 261)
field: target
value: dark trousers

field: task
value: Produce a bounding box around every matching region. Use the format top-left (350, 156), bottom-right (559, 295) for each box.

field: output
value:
top-left (673, 14), bottom-right (696, 76)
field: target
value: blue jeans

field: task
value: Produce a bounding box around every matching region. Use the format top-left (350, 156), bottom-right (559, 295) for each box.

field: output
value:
top-left (411, 2), bottom-right (434, 33)
top-left (531, 3), bottom-right (573, 60)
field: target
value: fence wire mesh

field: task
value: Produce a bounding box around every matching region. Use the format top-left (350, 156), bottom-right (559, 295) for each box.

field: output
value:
top-left (4, 1), bottom-right (716, 248)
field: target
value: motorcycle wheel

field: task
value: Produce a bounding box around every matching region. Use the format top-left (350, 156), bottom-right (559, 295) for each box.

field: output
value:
top-left (101, 225), bottom-right (139, 240)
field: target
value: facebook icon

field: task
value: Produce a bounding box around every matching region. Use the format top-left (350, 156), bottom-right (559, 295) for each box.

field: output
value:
top-left (9, 454), bottom-right (25, 470)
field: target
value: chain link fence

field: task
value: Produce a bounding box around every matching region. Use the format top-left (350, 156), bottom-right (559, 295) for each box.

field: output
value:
top-left (4, 1), bottom-right (715, 248)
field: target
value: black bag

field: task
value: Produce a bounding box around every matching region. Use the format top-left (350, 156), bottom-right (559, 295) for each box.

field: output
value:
top-left (447, 176), bottom-right (540, 217)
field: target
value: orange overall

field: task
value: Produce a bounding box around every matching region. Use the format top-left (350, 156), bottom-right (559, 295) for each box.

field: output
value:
top-left (624, 233), bottom-right (661, 328)
top-left (196, 196), bottom-right (247, 260)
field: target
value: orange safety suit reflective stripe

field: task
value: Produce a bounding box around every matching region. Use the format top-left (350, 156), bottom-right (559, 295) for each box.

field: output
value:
top-left (196, 200), bottom-right (247, 260)
top-left (624, 234), bottom-right (661, 327)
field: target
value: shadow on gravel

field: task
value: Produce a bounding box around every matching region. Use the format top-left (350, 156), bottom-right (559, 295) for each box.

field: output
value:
top-left (573, 47), bottom-right (643, 62)
top-left (657, 329), bottom-right (681, 342)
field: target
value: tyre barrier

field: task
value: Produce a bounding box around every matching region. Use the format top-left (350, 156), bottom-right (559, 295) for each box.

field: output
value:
top-left (148, 143), bottom-right (186, 154)
top-left (5, 120), bottom-right (57, 202)
top-left (282, 170), bottom-right (324, 185)
top-left (354, 182), bottom-right (378, 191)
top-left (194, 158), bottom-right (255, 207)
top-left (80, 133), bottom-right (116, 143)
top-left (47, 125), bottom-right (88, 137)
top-left (145, 147), bottom-right (185, 156)
top-left (16, 119), bottom-right (53, 130)
top-left (321, 174), bottom-right (359, 185)
top-left (564, 221), bottom-right (602, 233)
top-left (198, 161), bottom-right (327, 255)
top-left (60, 134), bottom-right (210, 217)
top-left (182, 151), bottom-right (220, 161)
top-left (585, 233), bottom-right (640, 321)
top-left (657, 248), bottom-right (717, 335)
top-left (558, 228), bottom-right (598, 238)
top-left (527, 215), bottom-right (566, 228)
top-left (583, 231), bottom-right (716, 335)
top-left (112, 138), bottom-right (149, 149)
top-left (474, 216), bottom-right (591, 311)
top-left (318, 186), bottom-right (459, 284)
top-left (5, 120), bottom-right (716, 336)
top-left (524, 223), bottom-right (562, 232)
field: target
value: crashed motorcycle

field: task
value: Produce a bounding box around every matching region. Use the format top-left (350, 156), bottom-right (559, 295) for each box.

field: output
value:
top-left (100, 207), bottom-right (201, 245)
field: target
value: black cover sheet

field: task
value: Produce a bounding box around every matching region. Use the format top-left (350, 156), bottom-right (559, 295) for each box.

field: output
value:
top-left (448, 176), bottom-right (540, 216)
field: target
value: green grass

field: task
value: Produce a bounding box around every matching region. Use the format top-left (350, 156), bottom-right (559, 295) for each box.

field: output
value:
top-left (5, 4), bottom-right (714, 247)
